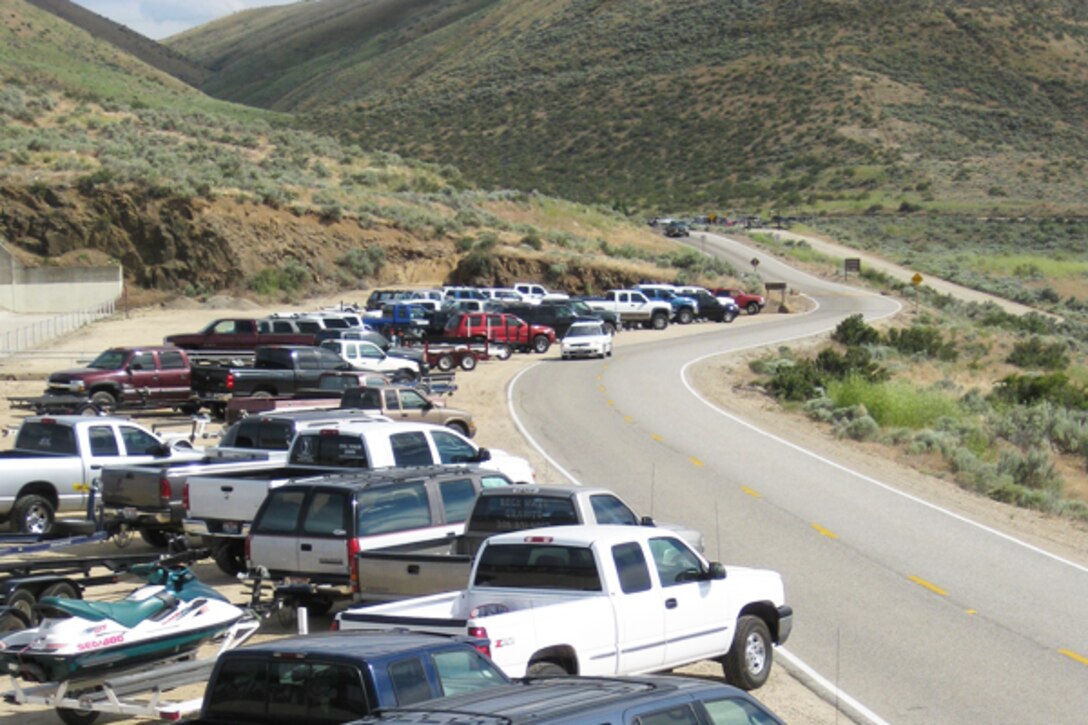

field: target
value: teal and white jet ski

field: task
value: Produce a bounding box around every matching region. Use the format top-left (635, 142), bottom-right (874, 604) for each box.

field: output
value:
top-left (0, 563), bottom-right (245, 682)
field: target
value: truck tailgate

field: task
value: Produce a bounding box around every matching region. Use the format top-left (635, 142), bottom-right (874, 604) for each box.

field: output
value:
top-left (191, 366), bottom-right (232, 395)
top-left (356, 548), bottom-right (472, 602)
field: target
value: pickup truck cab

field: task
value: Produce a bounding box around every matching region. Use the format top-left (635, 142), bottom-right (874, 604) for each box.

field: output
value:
top-left (513, 283), bottom-right (568, 304)
top-left (319, 339), bottom-right (422, 380)
top-left (336, 525), bottom-right (792, 690)
top-left (355, 484), bottom-right (704, 602)
top-left (340, 385), bottom-right (475, 437)
top-left (712, 287), bottom-right (766, 315)
top-left (0, 416), bottom-right (201, 533)
top-left (583, 291), bottom-right (671, 330)
top-left (344, 674), bottom-right (784, 725)
top-left (247, 465), bottom-right (513, 611)
top-left (165, 318), bottom-right (316, 350)
top-left (46, 346), bottom-right (193, 412)
top-left (194, 631), bottom-right (509, 725)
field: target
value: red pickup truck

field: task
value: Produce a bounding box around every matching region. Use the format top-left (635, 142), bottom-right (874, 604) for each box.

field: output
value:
top-left (45, 346), bottom-right (194, 412)
top-left (712, 288), bottom-right (767, 315)
top-left (164, 318), bottom-right (316, 350)
top-left (443, 312), bottom-right (556, 353)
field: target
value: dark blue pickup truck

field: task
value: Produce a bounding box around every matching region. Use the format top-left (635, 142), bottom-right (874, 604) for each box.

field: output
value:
top-left (190, 631), bottom-right (509, 725)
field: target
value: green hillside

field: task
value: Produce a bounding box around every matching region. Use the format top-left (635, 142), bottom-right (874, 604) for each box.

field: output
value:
top-left (167, 0), bottom-right (1088, 212)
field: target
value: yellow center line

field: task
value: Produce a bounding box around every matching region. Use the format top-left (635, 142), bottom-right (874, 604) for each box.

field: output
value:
top-left (811, 523), bottom-right (839, 540)
top-left (1060, 648), bottom-right (1088, 666)
top-left (606, 399), bottom-right (614, 407)
top-left (965, 609), bottom-right (977, 616)
top-left (651, 433), bottom-right (664, 443)
top-left (598, 384), bottom-right (606, 393)
top-left (623, 415), bottom-right (634, 424)
top-left (689, 457), bottom-right (704, 467)
top-left (740, 486), bottom-right (761, 498)
top-left (908, 575), bottom-right (949, 597)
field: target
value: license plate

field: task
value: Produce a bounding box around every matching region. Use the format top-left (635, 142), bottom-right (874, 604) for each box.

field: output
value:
top-left (285, 576), bottom-right (311, 585)
top-left (123, 507), bottom-right (138, 520)
top-left (222, 521), bottom-right (240, 534)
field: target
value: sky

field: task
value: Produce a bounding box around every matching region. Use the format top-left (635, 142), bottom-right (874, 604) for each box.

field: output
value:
top-left (72, 1), bottom-right (297, 40)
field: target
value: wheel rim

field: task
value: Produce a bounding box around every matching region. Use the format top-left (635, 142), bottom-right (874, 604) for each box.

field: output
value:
top-left (748, 303), bottom-right (759, 314)
top-left (24, 503), bottom-right (51, 535)
top-left (744, 632), bottom-right (767, 675)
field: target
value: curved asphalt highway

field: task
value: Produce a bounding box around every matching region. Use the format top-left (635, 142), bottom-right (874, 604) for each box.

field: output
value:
top-left (509, 232), bottom-right (1088, 723)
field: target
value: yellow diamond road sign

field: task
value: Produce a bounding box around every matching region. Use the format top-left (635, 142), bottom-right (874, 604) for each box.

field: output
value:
top-left (912, 273), bottom-right (923, 286)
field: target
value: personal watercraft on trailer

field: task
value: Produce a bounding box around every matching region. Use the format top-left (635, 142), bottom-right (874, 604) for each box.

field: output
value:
top-left (0, 562), bottom-right (246, 683)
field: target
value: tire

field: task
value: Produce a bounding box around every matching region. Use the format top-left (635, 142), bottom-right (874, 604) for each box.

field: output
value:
top-left (57, 707), bottom-right (99, 725)
top-left (139, 528), bottom-right (172, 549)
top-left (393, 369), bottom-right (418, 383)
top-left (1, 589), bottom-right (36, 628)
top-left (177, 403), bottom-right (200, 415)
top-left (527, 660), bottom-right (568, 677)
top-left (77, 403), bottom-right (100, 417)
top-left (677, 308), bottom-right (694, 325)
top-left (747, 302), bottom-right (761, 315)
top-left (494, 345), bottom-right (512, 361)
top-left (41, 581), bottom-right (79, 600)
top-left (436, 353), bottom-right (455, 372)
top-left (212, 540), bottom-right (246, 577)
top-left (722, 615), bottom-right (773, 690)
top-left (446, 421), bottom-right (470, 437)
top-left (723, 310), bottom-right (737, 324)
top-left (602, 322), bottom-right (617, 336)
top-left (459, 354), bottom-right (478, 371)
top-left (12, 494), bottom-right (54, 535)
top-left (209, 403), bottom-right (227, 421)
top-left (251, 390), bottom-right (273, 399)
top-left (532, 335), bottom-right (551, 354)
top-left (651, 312), bottom-right (668, 330)
top-left (90, 390), bottom-right (117, 412)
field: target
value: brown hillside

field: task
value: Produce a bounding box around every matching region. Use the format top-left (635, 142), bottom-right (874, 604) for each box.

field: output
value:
top-left (26, 0), bottom-right (208, 87)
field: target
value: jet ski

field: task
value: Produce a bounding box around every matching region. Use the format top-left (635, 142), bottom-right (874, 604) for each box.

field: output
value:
top-left (0, 562), bottom-right (246, 683)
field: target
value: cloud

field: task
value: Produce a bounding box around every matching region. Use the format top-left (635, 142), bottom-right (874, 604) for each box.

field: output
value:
top-left (72, 1), bottom-right (296, 40)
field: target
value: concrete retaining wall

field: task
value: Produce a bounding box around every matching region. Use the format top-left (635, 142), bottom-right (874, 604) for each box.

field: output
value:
top-left (0, 243), bottom-right (123, 313)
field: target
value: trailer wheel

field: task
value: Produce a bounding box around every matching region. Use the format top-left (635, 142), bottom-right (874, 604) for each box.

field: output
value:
top-left (213, 540), bottom-right (246, 576)
top-left (57, 706), bottom-right (100, 725)
top-left (0, 589), bottom-right (35, 630)
top-left (90, 390), bottom-right (117, 412)
top-left (41, 581), bottom-right (79, 600)
top-left (139, 528), bottom-right (171, 549)
top-left (493, 345), bottom-right (512, 361)
top-left (459, 354), bottom-right (478, 371)
top-left (12, 494), bottom-right (54, 535)
top-left (436, 353), bottom-right (456, 372)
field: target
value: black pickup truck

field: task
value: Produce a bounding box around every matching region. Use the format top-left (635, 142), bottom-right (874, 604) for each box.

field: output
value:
top-left (191, 346), bottom-right (352, 416)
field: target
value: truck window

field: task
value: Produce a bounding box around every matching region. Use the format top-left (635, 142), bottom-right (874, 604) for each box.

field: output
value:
top-left (301, 492), bottom-right (348, 535)
top-left (204, 657), bottom-right (269, 719)
top-left (431, 430), bottom-right (477, 464)
top-left (481, 475), bottom-right (511, 489)
top-left (253, 490), bottom-right (306, 534)
top-left (297, 321), bottom-right (321, 333)
top-left (636, 704), bottom-right (701, 725)
top-left (297, 349), bottom-right (322, 371)
top-left (130, 352), bottom-right (156, 370)
top-left (589, 494), bottom-right (640, 525)
top-left (390, 432), bottom-right (433, 466)
top-left (292, 434), bottom-right (370, 468)
top-left (383, 389), bottom-right (401, 410)
top-left (267, 660), bottom-right (367, 720)
top-left (356, 483), bottom-right (431, 535)
top-left (211, 320), bottom-right (239, 334)
top-left (612, 542), bottom-right (652, 594)
top-left (473, 544), bottom-right (601, 591)
top-left (119, 426), bottom-right (161, 455)
top-left (388, 657), bottom-right (434, 705)
top-left (256, 349), bottom-right (292, 370)
top-left (649, 537), bottom-right (703, 587)
top-left (160, 350), bottom-right (186, 369)
top-left (87, 349), bottom-right (126, 369)
top-left (398, 390), bottom-right (425, 411)
top-left (437, 478), bottom-right (477, 523)
top-left (88, 426), bottom-right (120, 456)
top-left (433, 649), bottom-right (507, 696)
top-left (469, 495), bottom-right (578, 533)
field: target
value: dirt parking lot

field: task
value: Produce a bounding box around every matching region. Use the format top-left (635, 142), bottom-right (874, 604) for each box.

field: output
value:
top-left (0, 292), bottom-right (841, 724)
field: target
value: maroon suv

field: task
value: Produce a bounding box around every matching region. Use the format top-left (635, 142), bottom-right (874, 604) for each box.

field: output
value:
top-left (47, 346), bottom-right (194, 411)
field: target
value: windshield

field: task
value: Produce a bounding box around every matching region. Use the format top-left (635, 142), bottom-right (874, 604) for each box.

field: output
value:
top-left (87, 349), bottom-right (127, 370)
top-left (565, 325), bottom-right (602, 338)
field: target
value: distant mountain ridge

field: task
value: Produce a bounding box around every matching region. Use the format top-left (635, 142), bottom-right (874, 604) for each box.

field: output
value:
top-left (163, 0), bottom-right (1088, 211)
top-left (27, 0), bottom-right (209, 87)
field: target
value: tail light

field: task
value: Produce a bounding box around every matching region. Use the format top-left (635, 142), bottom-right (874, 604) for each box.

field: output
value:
top-left (159, 477), bottom-right (171, 506)
top-left (226, 373), bottom-right (235, 391)
top-left (467, 626), bottom-right (491, 657)
top-left (182, 482), bottom-right (190, 511)
top-left (330, 617), bottom-right (340, 632)
top-left (348, 537), bottom-right (361, 593)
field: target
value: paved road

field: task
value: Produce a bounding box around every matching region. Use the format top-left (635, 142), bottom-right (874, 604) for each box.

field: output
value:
top-left (510, 232), bottom-right (1088, 723)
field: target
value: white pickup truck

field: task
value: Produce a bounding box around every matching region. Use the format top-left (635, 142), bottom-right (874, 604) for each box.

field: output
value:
top-left (336, 524), bottom-right (792, 690)
top-left (0, 416), bottom-right (202, 534)
top-left (582, 290), bottom-right (672, 330)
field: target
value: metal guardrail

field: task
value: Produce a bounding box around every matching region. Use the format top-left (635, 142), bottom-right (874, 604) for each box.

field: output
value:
top-left (0, 299), bottom-right (116, 355)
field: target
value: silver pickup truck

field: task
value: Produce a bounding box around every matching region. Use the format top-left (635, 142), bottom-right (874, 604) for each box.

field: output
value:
top-left (355, 484), bottom-right (704, 602)
top-left (582, 290), bottom-right (672, 330)
top-left (0, 416), bottom-right (202, 534)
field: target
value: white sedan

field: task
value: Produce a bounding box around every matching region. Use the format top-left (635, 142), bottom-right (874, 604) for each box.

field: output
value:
top-left (560, 321), bottom-right (613, 359)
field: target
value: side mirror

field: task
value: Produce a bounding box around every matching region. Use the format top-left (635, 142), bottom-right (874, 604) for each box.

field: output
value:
top-left (474, 447), bottom-right (492, 463)
top-left (151, 443), bottom-right (172, 457)
top-left (707, 562), bottom-right (727, 580)
top-left (639, 515), bottom-right (655, 527)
